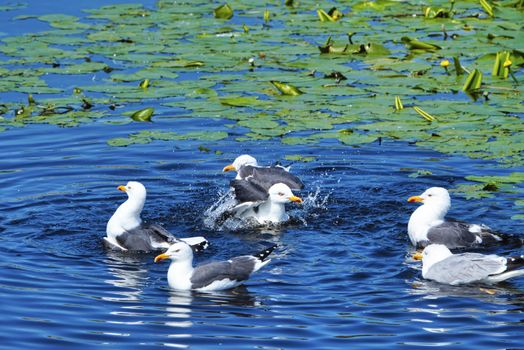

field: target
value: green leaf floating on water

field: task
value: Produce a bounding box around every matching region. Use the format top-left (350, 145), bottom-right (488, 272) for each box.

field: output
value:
top-left (318, 36), bottom-right (390, 56)
top-left (465, 172), bottom-right (524, 185)
top-left (270, 81), bottom-right (304, 96)
top-left (462, 69), bottom-right (483, 92)
top-left (108, 130), bottom-right (228, 147)
top-left (214, 4), bottom-right (233, 19)
top-left (219, 96), bottom-right (269, 107)
top-left (284, 154), bottom-right (316, 162)
top-left (401, 37), bottom-right (442, 51)
top-left (152, 60), bottom-right (204, 68)
top-left (130, 107), bottom-right (154, 122)
top-left (0, 0), bottom-right (523, 190)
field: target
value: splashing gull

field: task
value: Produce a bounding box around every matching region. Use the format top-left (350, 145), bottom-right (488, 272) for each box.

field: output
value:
top-left (223, 154), bottom-right (304, 191)
top-left (154, 241), bottom-right (276, 291)
top-left (229, 181), bottom-right (303, 224)
top-left (414, 244), bottom-right (524, 285)
top-left (407, 187), bottom-right (505, 249)
top-left (104, 181), bottom-right (208, 252)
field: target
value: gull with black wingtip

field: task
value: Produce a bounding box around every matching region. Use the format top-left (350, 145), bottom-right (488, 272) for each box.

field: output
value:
top-left (104, 181), bottom-right (208, 252)
top-left (154, 242), bottom-right (277, 291)
top-left (407, 187), bottom-right (509, 249)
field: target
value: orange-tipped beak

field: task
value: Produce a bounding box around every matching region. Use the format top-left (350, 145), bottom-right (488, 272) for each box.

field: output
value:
top-left (289, 195), bottom-right (303, 204)
top-left (413, 252), bottom-right (423, 261)
top-left (117, 185), bottom-right (127, 192)
top-left (154, 253), bottom-right (169, 263)
top-left (223, 164), bottom-right (236, 172)
top-left (407, 195), bottom-right (423, 203)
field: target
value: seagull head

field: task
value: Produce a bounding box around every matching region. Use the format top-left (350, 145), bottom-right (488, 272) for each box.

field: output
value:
top-left (268, 183), bottom-right (303, 204)
top-left (118, 181), bottom-right (147, 203)
top-left (417, 244), bottom-right (453, 274)
top-left (154, 242), bottom-right (193, 263)
top-left (407, 187), bottom-right (451, 213)
top-left (223, 154), bottom-right (258, 172)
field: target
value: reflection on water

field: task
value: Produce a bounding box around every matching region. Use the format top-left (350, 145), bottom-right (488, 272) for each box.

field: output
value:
top-left (165, 290), bottom-right (193, 329)
top-left (409, 278), bottom-right (524, 307)
top-left (103, 252), bottom-right (148, 302)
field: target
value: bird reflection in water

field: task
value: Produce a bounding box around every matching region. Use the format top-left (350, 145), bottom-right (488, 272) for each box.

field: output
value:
top-left (102, 251), bottom-right (149, 302)
top-left (408, 279), bottom-right (524, 308)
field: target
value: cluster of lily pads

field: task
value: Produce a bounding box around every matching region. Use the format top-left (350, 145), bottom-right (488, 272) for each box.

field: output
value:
top-left (0, 1), bottom-right (522, 217)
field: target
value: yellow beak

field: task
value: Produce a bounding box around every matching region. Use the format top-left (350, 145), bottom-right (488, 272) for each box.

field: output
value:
top-left (117, 185), bottom-right (126, 192)
top-left (154, 253), bottom-right (170, 263)
top-left (223, 164), bottom-right (236, 172)
top-left (407, 195), bottom-right (423, 203)
top-left (412, 252), bottom-right (423, 260)
top-left (289, 195), bottom-right (303, 204)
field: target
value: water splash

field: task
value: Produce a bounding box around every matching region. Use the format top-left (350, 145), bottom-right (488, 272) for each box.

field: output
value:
top-left (203, 186), bottom-right (331, 232)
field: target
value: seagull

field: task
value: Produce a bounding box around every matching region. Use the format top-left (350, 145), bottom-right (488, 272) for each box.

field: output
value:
top-left (229, 182), bottom-right (303, 224)
top-left (104, 181), bottom-right (208, 252)
top-left (407, 187), bottom-right (504, 249)
top-left (223, 154), bottom-right (304, 191)
top-left (154, 242), bottom-right (277, 291)
top-left (414, 244), bottom-right (524, 285)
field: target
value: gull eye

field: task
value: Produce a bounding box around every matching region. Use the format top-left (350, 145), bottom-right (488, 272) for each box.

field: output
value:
top-left (127, 186), bottom-right (132, 190)
top-left (427, 194), bottom-right (432, 197)
top-left (278, 192), bottom-right (285, 196)
top-left (174, 249), bottom-right (180, 253)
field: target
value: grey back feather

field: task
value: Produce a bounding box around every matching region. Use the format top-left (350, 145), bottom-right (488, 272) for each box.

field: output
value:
top-left (116, 224), bottom-right (176, 252)
top-left (230, 179), bottom-right (269, 203)
top-left (190, 256), bottom-right (256, 289)
top-left (425, 253), bottom-right (506, 284)
top-left (426, 221), bottom-right (479, 249)
top-left (426, 220), bottom-right (500, 249)
top-left (239, 165), bottom-right (304, 191)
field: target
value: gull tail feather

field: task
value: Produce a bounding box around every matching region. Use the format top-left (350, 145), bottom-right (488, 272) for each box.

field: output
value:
top-left (253, 244), bottom-right (277, 262)
top-left (486, 269), bottom-right (524, 283)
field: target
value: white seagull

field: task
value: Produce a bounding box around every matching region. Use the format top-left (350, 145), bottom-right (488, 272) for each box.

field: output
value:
top-left (229, 182), bottom-right (303, 224)
top-left (414, 244), bottom-right (524, 285)
top-left (154, 242), bottom-right (276, 291)
top-left (105, 181), bottom-right (208, 252)
top-left (407, 187), bottom-right (504, 249)
top-left (223, 154), bottom-right (304, 191)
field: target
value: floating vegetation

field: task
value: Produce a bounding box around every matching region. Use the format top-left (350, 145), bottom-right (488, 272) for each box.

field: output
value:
top-left (213, 4), bottom-right (233, 19)
top-left (107, 130), bottom-right (228, 147)
top-left (130, 107), bottom-right (154, 122)
top-left (270, 81), bottom-right (304, 96)
top-left (413, 106), bottom-right (436, 122)
top-left (0, 0), bottom-right (521, 193)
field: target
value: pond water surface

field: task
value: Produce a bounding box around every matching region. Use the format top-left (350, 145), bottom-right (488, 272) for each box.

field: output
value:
top-left (1, 1), bottom-right (524, 349)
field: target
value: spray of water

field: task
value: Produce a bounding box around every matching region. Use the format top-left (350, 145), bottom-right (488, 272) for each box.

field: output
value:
top-left (203, 186), bottom-right (331, 232)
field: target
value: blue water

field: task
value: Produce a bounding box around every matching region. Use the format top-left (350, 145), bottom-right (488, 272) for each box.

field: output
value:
top-left (1, 2), bottom-right (524, 349)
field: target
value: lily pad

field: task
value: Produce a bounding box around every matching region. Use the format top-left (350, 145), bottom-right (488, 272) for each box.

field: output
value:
top-left (130, 107), bottom-right (154, 122)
